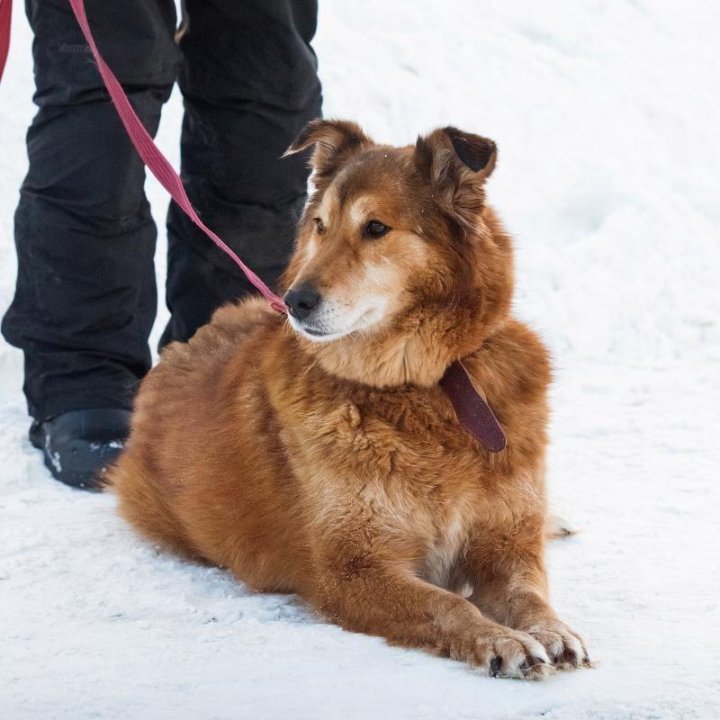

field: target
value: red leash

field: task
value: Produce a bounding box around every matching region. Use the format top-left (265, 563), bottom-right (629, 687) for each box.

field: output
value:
top-left (0, 0), bottom-right (10, 84)
top-left (0, 0), bottom-right (283, 311)
top-left (0, 0), bottom-right (507, 452)
top-left (66, 0), bottom-right (286, 313)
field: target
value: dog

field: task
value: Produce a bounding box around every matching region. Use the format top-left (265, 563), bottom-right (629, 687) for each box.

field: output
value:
top-left (108, 119), bottom-right (590, 679)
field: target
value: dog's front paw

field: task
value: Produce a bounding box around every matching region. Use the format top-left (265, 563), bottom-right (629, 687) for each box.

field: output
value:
top-left (526, 620), bottom-right (590, 670)
top-left (465, 628), bottom-right (555, 680)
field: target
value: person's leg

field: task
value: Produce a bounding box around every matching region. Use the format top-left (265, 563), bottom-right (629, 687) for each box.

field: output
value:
top-left (160, 0), bottom-right (322, 346)
top-left (1, 0), bottom-right (179, 488)
top-left (1, 0), bottom-right (180, 422)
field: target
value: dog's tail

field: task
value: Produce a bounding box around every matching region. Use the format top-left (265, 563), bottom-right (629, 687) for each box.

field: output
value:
top-left (545, 513), bottom-right (578, 540)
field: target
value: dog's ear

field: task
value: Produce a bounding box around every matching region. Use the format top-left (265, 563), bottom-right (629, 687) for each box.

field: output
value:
top-left (415, 127), bottom-right (497, 231)
top-left (283, 119), bottom-right (374, 179)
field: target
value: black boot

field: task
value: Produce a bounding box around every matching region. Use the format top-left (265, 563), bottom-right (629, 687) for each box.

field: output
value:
top-left (29, 408), bottom-right (132, 491)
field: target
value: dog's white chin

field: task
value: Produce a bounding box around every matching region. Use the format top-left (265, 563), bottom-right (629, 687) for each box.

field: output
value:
top-left (287, 311), bottom-right (381, 344)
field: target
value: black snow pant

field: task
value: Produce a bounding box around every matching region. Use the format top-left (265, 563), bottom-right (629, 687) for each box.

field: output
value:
top-left (1, 0), bottom-right (321, 421)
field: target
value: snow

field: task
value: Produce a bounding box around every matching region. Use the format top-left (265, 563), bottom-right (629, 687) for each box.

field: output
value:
top-left (1, 1), bottom-right (719, 718)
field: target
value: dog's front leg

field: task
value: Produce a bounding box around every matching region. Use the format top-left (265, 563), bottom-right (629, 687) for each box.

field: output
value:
top-left (311, 540), bottom-right (554, 679)
top-left (467, 531), bottom-right (590, 670)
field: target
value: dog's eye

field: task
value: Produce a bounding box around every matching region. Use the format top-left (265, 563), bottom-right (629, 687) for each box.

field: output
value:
top-left (365, 220), bottom-right (390, 238)
top-left (314, 218), bottom-right (326, 235)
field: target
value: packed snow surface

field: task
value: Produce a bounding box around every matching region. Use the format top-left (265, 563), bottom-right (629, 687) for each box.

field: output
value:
top-left (1, 1), bottom-right (719, 718)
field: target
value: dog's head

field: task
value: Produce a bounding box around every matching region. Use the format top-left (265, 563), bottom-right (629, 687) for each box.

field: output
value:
top-left (281, 119), bottom-right (514, 387)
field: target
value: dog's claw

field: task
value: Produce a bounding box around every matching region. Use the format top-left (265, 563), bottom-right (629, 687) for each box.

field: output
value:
top-left (489, 656), bottom-right (502, 677)
top-left (559, 647), bottom-right (579, 668)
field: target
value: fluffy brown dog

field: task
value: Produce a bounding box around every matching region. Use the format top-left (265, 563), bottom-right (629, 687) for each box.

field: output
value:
top-left (109, 120), bottom-right (590, 679)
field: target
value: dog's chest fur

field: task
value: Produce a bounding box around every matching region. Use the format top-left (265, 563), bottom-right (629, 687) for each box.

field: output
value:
top-left (421, 508), bottom-right (469, 589)
top-left (285, 386), bottom-right (520, 588)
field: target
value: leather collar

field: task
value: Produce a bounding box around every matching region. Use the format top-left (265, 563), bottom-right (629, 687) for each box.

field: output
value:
top-left (439, 360), bottom-right (507, 452)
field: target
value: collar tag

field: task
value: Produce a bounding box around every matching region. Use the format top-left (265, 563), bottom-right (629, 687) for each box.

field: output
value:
top-left (439, 360), bottom-right (507, 453)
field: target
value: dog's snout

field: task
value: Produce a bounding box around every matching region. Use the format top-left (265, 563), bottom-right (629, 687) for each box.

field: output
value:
top-left (284, 284), bottom-right (321, 320)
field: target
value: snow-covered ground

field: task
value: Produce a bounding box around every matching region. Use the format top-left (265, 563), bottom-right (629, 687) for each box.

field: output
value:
top-left (1, 2), bottom-right (719, 718)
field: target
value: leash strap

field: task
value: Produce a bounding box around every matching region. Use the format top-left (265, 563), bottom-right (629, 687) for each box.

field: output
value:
top-left (66, 0), bottom-right (285, 313)
top-left (0, 0), bottom-right (282, 310)
top-left (0, 0), bottom-right (10, 83)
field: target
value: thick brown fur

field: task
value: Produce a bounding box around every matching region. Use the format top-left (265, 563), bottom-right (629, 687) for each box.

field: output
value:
top-left (108, 120), bottom-right (590, 679)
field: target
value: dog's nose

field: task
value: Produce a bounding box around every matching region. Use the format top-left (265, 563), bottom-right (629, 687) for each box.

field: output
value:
top-left (284, 284), bottom-right (321, 320)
